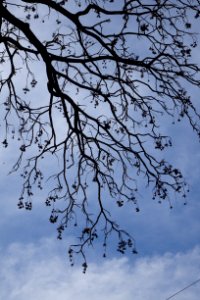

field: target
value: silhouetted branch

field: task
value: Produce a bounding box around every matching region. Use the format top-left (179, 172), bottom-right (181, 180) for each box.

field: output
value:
top-left (0, 0), bottom-right (200, 270)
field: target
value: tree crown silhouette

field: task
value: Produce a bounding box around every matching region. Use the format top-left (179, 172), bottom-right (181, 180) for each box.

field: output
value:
top-left (0, 0), bottom-right (200, 271)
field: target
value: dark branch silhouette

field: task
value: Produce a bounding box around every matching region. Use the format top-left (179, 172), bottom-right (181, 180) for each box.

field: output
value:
top-left (0, 0), bottom-right (200, 271)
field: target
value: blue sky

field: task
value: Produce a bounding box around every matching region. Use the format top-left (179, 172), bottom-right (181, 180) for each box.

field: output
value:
top-left (0, 87), bottom-right (200, 299)
top-left (0, 1), bottom-right (200, 299)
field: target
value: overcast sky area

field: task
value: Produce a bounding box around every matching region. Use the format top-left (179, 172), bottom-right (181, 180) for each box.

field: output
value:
top-left (0, 1), bottom-right (200, 299)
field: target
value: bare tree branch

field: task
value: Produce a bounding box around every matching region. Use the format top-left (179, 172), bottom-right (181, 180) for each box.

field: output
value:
top-left (0, 0), bottom-right (200, 271)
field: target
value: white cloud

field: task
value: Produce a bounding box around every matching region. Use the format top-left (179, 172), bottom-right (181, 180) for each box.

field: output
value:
top-left (1, 239), bottom-right (200, 300)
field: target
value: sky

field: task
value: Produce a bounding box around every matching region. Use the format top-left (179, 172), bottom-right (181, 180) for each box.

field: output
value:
top-left (0, 1), bottom-right (200, 299)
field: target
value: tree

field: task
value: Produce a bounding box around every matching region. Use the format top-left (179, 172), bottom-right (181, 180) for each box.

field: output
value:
top-left (0, 0), bottom-right (200, 271)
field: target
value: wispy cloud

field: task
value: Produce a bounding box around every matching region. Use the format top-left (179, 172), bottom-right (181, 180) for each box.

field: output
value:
top-left (1, 239), bottom-right (200, 300)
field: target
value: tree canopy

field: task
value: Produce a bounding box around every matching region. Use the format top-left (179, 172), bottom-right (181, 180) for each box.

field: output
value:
top-left (0, 0), bottom-right (200, 271)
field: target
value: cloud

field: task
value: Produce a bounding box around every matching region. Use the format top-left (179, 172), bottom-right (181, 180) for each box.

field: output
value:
top-left (1, 239), bottom-right (200, 300)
